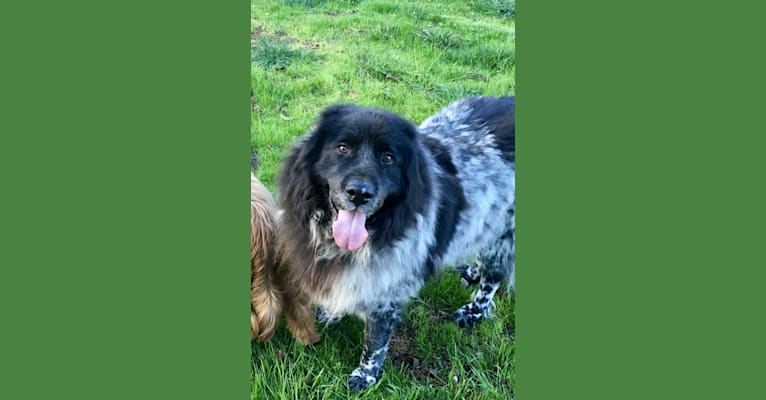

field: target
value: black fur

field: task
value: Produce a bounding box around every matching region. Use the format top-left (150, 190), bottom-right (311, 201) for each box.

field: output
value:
top-left (467, 96), bottom-right (515, 163)
top-left (420, 136), bottom-right (466, 279)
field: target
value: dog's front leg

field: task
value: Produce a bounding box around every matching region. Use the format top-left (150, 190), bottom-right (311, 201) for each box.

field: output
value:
top-left (347, 304), bottom-right (402, 391)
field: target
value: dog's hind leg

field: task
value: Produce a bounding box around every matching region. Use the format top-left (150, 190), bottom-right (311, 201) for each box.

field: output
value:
top-left (348, 304), bottom-right (402, 391)
top-left (451, 220), bottom-right (514, 327)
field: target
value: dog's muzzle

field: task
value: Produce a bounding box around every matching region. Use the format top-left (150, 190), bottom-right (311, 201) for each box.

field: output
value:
top-left (344, 180), bottom-right (375, 207)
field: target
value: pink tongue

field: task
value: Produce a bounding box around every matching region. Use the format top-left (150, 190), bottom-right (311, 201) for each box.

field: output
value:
top-left (332, 210), bottom-right (368, 251)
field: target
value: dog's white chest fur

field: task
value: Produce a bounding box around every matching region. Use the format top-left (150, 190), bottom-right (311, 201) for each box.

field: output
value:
top-left (313, 213), bottom-right (435, 317)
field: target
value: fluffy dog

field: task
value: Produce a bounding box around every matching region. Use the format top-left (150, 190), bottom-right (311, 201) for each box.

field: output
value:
top-left (250, 173), bottom-right (319, 344)
top-left (276, 96), bottom-right (515, 390)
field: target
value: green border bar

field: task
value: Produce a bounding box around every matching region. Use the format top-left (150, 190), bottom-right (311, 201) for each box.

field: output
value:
top-left (519, 1), bottom-right (765, 399)
top-left (1, 1), bottom-right (251, 399)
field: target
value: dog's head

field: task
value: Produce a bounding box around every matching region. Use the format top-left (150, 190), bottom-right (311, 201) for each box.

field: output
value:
top-left (279, 104), bottom-right (428, 252)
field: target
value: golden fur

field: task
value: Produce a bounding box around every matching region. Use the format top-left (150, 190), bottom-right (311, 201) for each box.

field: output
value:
top-left (251, 173), bottom-right (319, 344)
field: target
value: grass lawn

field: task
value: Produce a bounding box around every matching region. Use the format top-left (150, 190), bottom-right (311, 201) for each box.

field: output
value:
top-left (251, 0), bottom-right (515, 398)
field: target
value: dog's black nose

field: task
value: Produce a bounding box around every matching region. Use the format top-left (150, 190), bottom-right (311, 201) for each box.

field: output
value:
top-left (345, 181), bottom-right (374, 206)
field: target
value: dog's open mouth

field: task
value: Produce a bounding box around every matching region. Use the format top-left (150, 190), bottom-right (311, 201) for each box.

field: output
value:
top-left (332, 209), bottom-right (368, 251)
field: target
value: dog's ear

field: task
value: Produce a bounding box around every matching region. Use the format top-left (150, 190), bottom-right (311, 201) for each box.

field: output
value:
top-left (278, 135), bottom-right (324, 224)
top-left (387, 111), bottom-right (419, 140)
top-left (402, 137), bottom-right (430, 205)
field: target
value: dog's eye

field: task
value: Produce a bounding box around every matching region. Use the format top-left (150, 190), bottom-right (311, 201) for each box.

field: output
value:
top-left (382, 153), bottom-right (395, 164)
top-left (337, 145), bottom-right (349, 155)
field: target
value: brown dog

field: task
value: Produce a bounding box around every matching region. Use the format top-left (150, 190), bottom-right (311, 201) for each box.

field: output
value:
top-left (251, 173), bottom-right (319, 344)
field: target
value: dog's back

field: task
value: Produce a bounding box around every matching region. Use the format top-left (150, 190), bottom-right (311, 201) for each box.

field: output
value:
top-left (418, 96), bottom-right (515, 274)
top-left (467, 95), bottom-right (515, 162)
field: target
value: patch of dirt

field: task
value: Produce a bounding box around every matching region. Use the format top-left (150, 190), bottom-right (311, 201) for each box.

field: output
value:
top-left (251, 26), bottom-right (296, 47)
top-left (326, 9), bottom-right (358, 17)
top-left (251, 26), bottom-right (266, 42)
top-left (341, 28), bottom-right (369, 37)
top-left (389, 326), bottom-right (450, 386)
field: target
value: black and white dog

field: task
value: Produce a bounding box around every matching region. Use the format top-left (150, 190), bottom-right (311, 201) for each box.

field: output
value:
top-left (276, 96), bottom-right (515, 390)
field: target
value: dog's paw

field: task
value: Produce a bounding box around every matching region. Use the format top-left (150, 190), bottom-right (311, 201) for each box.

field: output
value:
top-left (455, 263), bottom-right (481, 286)
top-left (348, 368), bottom-right (379, 391)
top-left (287, 317), bottom-right (321, 346)
top-left (451, 303), bottom-right (484, 327)
top-left (296, 329), bottom-right (320, 346)
top-left (315, 308), bottom-right (341, 326)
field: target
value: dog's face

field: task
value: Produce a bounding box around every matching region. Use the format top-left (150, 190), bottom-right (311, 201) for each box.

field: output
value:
top-left (310, 105), bottom-right (418, 251)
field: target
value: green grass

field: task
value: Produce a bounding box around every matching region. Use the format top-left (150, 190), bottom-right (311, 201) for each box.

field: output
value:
top-left (252, 37), bottom-right (318, 69)
top-left (251, 0), bottom-right (515, 398)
